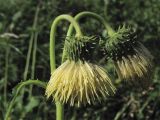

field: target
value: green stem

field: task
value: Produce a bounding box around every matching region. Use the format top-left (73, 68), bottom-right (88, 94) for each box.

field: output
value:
top-left (62, 11), bottom-right (115, 60)
top-left (23, 6), bottom-right (39, 81)
top-left (4, 80), bottom-right (46, 120)
top-left (30, 6), bottom-right (40, 97)
top-left (23, 30), bottom-right (34, 80)
top-left (29, 6), bottom-right (40, 97)
top-left (50, 14), bottom-right (82, 120)
top-left (4, 39), bottom-right (10, 105)
top-left (67, 11), bottom-right (115, 37)
top-left (29, 31), bottom-right (38, 97)
top-left (31, 31), bottom-right (38, 80)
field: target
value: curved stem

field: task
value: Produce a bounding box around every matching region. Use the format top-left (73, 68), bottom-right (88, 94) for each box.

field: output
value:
top-left (50, 14), bottom-right (82, 71)
top-left (5, 80), bottom-right (46, 120)
top-left (67, 11), bottom-right (115, 37)
top-left (50, 14), bottom-right (82, 120)
top-left (62, 11), bottom-right (115, 60)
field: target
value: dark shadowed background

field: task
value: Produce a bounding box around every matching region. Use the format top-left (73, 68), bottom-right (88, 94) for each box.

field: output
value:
top-left (0, 0), bottom-right (160, 120)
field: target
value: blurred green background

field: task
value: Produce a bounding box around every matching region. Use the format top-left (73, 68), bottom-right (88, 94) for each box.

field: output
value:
top-left (0, 0), bottom-right (160, 120)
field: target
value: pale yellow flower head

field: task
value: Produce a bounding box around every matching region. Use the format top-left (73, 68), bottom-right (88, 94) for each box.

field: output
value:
top-left (114, 42), bottom-right (153, 80)
top-left (46, 36), bottom-right (116, 106)
top-left (104, 25), bottom-right (153, 83)
top-left (46, 60), bottom-right (116, 106)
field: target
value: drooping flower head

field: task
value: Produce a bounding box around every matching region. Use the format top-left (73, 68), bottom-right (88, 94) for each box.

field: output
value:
top-left (104, 25), bottom-right (153, 83)
top-left (46, 36), bottom-right (116, 106)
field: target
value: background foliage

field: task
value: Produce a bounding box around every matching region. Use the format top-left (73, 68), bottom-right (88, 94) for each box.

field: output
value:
top-left (0, 0), bottom-right (160, 120)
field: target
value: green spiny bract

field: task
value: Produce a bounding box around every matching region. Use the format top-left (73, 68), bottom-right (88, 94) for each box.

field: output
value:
top-left (65, 36), bottom-right (99, 62)
top-left (105, 25), bottom-right (137, 61)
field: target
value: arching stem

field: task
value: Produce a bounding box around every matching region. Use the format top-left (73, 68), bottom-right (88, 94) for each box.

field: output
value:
top-left (5, 80), bottom-right (46, 120)
top-left (50, 14), bottom-right (83, 120)
top-left (62, 11), bottom-right (115, 60)
top-left (67, 11), bottom-right (115, 37)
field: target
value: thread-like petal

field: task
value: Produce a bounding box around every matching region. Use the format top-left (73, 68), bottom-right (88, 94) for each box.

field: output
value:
top-left (46, 60), bottom-right (116, 106)
top-left (114, 43), bottom-right (153, 81)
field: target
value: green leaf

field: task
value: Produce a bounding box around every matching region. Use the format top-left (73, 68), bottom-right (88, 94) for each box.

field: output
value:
top-left (25, 97), bottom-right (40, 113)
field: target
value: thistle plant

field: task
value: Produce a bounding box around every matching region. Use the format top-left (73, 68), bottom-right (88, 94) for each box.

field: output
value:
top-left (5, 11), bottom-right (153, 120)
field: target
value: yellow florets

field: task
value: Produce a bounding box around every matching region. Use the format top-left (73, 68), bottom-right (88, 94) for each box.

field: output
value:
top-left (103, 25), bottom-right (153, 82)
top-left (46, 60), bottom-right (116, 106)
top-left (114, 42), bottom-right (153, 80)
